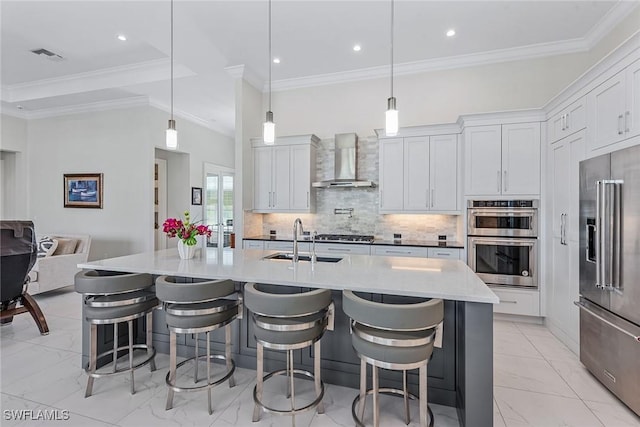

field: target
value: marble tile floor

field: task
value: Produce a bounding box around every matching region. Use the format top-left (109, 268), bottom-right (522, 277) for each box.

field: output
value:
top-left (0, 287), bottom-right (638, 427)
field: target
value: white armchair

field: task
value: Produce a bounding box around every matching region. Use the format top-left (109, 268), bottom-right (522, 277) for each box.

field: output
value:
top-left (28, 234), bottom-right (91, 295)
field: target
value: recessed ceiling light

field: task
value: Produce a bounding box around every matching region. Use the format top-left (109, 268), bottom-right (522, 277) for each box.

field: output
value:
top-left (446, 29), bottom-right (456, 37)
top-left (273, 58), bottom-right (280, 64)
top-left (117, 34), bottom-right (127, 41)
top-left (16, 105), bottom-right (24, 110)
top-left (353, 44), bottom-right (362, 52)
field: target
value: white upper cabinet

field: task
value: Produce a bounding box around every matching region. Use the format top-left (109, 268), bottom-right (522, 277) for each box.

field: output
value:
top-left (464, 122), bottom-right (540, 197)
top-left (379, 134), bottom-right (458, 213)
top-left (501, 122), bottom-right (541, 196)
top-left (463, 125), bottom-right (502, 196)
top-left (251, 135), bottom-right (318, 213)
top-left (548, 97), bottom-right (586, 144)
top-left (588, 58), bottom-right (640, 151)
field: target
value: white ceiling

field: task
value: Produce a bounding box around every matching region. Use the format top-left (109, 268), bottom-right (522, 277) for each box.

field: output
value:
top-left (1, 0), bottom-right (637, 136)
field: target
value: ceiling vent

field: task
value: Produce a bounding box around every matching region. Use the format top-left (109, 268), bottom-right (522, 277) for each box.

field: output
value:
top-left (30, 48), bottom-right (65, 62)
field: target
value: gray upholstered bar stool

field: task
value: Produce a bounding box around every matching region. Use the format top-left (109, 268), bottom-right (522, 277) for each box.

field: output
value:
top-left (342, 290), bottom-right (444, 427)
top-left (74, 270), bottom-right (159, 398)
top-left (155, 276), bottom-right (242, 415)
top-left (244, 283), bottom-right (334, 426)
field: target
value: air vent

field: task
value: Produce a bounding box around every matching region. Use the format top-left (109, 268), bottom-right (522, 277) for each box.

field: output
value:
top-left (30, 48), bottom-right (65, 62)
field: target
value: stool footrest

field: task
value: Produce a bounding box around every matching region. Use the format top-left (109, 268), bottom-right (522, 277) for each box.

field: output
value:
top-left (85, 345), bottom-right (156, 379)
top-left (166, 354), bottom-right (235, 393)
top-left (351, 388), bottom-right (434, 427)
top-left (253, 368), bottom-right (325, 416)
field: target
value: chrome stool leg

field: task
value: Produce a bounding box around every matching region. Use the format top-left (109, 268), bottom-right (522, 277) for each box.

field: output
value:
top-left (85, 323), bottom-right (97, 398)
top-left (289, 349), bottom-right (296, 427)
top-left (314, 341), bottom-right (324, 414)
top-left (403, 370), bottom-right (410, 425)
top-left (147, 311), bottom-right (156, 372)
top-left (286, 350), bottom-right (291, 399)
top-left (128, 320), bottom-right (135, 395)
top-left (113, 323), bottom-right (118, 373)
top-left (372, 365), bottom-right (379, 427)
top-left (226, 324), bottom-right (235, 388)
top-left (194, 332), bottom-right (199, 383)
top-left (358, 359), bottom-right (367, 421)
top-left (419, 364), bottom-right (427, 427)
top-left (166, 331), bottom-right (176, 410)
top-left (253, 343), bottom-right (264, 422)
top-left (207, 331), bottom-right (213, 415)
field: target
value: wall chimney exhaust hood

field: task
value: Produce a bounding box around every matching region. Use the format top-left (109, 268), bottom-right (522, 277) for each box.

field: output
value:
top-left (312, 133), bottom-right (375, 188)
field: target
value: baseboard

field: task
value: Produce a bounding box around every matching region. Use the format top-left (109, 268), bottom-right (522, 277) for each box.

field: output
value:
top-left (494, 313), bottom-right (544, 325)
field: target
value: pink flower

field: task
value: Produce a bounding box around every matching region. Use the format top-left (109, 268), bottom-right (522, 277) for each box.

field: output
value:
top-left (162, 212), bottom-right (213, 246)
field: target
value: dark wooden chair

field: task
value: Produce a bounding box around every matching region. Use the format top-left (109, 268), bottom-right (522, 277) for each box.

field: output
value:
top-left (0, 220), bottom-right (49, 335)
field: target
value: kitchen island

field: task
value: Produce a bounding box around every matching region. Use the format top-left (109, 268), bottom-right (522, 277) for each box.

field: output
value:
top-left (79, 247), bottom-right (498, 427)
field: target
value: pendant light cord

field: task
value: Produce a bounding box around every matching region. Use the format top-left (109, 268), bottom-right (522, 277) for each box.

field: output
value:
top-left (390, 0), bottom-right (394, 99)
top-left (268, 0), bottom-right (272, 112)
top-left (170, 0), bottom-right (174, 121)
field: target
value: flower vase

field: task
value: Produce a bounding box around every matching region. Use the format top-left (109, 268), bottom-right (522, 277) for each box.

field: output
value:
top-left (177, 240), bottom-right (196, 260)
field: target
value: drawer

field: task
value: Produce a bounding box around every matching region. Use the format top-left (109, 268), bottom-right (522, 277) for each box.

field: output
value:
top-left (314, 243), bottom-right (371, 255)
top-left (371, 246), bottom-right (430, 258)
top-left (427, 248), bottom-right (461, 260)
top-left (492, 288), bottom-right (540, 316)
top-left (265, 241), bottom-right (310, 252)
top-left (243, 240), bottom-right (264, 250)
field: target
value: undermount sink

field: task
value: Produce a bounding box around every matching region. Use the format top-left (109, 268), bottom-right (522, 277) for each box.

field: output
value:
top-left (262, 252), bottom-right (343, 263)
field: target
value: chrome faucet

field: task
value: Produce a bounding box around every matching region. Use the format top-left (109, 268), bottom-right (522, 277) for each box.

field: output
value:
top-left (292, 218), bottom-right (304, 263)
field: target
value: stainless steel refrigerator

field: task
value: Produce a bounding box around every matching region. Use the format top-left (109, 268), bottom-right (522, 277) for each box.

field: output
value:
top-left (577, 144), bottom-right (640, 416)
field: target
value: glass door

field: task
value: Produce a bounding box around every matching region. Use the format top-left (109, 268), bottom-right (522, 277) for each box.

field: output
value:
top-left (204, 164), bottom-right (234, 248)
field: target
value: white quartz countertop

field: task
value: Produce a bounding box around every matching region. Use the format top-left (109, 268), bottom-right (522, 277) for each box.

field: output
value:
top-left (79, 248), bottom-right (498, 304)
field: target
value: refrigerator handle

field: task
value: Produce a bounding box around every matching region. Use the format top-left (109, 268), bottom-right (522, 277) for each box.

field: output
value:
top-left (610, 180), bottom-right (623, 291)
top-left (574, 301), bottom-right (640, 343)
top-left (595, 180), bottom-right (603, 289)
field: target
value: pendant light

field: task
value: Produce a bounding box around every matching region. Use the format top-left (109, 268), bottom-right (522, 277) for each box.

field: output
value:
top-left (263, 0), bottom-right (275, 145)
top-left (166, 0), bottom-right (178, 150)
top-left (385, 0), bottom-right (398, 137)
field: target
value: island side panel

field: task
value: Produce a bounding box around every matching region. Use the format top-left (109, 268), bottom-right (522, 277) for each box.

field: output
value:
top-left (456, 300), bottom-right (494, 427)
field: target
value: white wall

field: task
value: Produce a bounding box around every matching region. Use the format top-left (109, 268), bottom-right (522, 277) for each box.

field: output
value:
top-left (269, 9), bottom-right (640, 139)
top-left (25, 106), bottom-right (234, 259)
top-left (0, 114), bottom-right (29, 218)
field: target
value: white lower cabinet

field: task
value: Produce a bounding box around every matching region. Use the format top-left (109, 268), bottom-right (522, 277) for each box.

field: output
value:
top-left (371, 246), bottom-right (430, 257)
top-left (265, 241), bottom-right (310, 252)
top-left (243, 240), bottom-right (265, 250)
top-left (492, 288), bottom-right (540, 316)
top-left (427, 248), bottom-right (461, 260)
top-left (314, 243), bottom-right (371, 255)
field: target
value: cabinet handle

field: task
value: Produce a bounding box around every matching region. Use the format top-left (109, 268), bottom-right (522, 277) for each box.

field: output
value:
top-left (387, 250), bottom-right (410, 255)
top-left (497, 171), bottom-right (501, 193)
top-left (431, 189), bottom-right (435, 208)
top-left (503, 170), bottom-right (508, 192)
top-left (501, 300), bottom-right (518, 304)
top-left (274, 192), bottom-right (276, 206)
top-left (269, 192), bottom-right (272, 207)
top-left (566, 112), bottom-right (570, 130)
top-left (618, 114), bottom-right (624, 135)
top-left (435, 252), bottom-right (449, 256)
top-left (307, 191), bottom-right (309, 208)
top-left (426, 190), bottom-right (429, 208)
top-left (561, 114), bottom-right (566, 131)
top-left (625, 111), bottom-right (630, 133)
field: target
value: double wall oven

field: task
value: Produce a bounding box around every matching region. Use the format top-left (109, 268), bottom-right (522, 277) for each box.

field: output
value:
top-left (467, 200), bottom-right (538, 288)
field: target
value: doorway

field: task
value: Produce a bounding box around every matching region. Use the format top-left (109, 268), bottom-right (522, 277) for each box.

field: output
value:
top-left (154, 158), bottom-right (168, 250)
top-left (204, 164), bottom-right (234, 248)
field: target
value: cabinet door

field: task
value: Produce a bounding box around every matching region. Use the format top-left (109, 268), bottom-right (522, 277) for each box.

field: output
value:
top-left (464, 125), bottom-right (502, 196)
top-left (290, 145), bottom-right (311, 211)
top-left (430, 134), bottom-right (457, 211)
top-left (550, 140), bottom-right (569, 239)
top-left (567, 132), bottom-right (585, 242)
top-left (565, 97), bottom-right (586, 136)
top-left (404, 136), bottom-right (430, 211)
top-left (549, 112), bottom-right (565, 144)
top-left (589, 70), bottom-right (626, 151)
top-left (427, 247), bottom-right (460, 260)
top-left (626, 58), bottom-right (640, 139)
top-left (253, 147), bottom-right (272, 210)
top-left (379, 138), bottom-right (404, 211)
top-left (501, 122), bottom-right (540, 195)
top-left (551, 237), bottom-right (571, 332)
top-left (271, 146), bottom-right (290, 210)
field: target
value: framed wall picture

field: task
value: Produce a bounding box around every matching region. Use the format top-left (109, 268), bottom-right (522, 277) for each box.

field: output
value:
top-left (64, 173), bottom-right (103, 208)
top-left (191, 187), bottom-right (203, 205)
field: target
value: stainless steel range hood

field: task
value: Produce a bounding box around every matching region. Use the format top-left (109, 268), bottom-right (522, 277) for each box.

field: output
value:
top-left (312, 133), bottom-right (375, 188)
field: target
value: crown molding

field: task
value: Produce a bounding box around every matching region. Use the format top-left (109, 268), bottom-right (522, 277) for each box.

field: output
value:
top-left (0, 103), bottom-right (29, 120)
top-left (23, 96), bottom-right (150, 119)
top-left (2, 59), bottom-right (195, 103)
top-left (583, 1), bottom-right (639, 48)
top-left (375, 123), bottom-right (462, 139)
top-left (458, 109), bottom-right (546, 128)
top-left (149, 100), bottom-right (234, 137)
top-left (224, 64), bottom-right (263, 92)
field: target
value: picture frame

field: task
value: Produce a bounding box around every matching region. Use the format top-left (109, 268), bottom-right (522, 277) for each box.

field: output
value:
top-left (64, 173), bottom-right (103, 209)
top-left (191, 187), bottom-right (203, 205)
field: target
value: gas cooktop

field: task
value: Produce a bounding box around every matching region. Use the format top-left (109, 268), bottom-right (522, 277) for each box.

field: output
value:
top-left (315, 234), bottom-right (374, 243)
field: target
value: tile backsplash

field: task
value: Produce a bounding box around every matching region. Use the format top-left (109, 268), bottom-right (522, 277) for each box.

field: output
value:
top-left (244, 136), bottom-right (461, 241)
